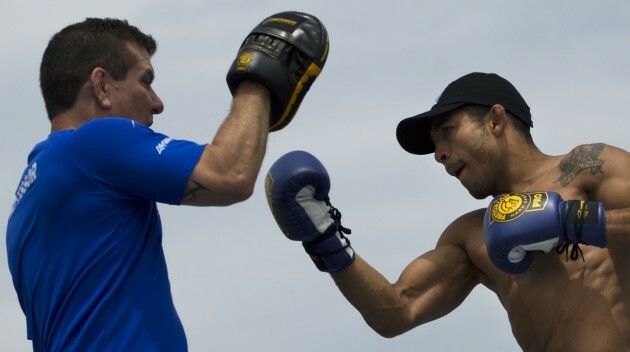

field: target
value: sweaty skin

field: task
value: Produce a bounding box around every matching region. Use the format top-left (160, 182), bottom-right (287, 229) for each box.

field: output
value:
top-left (330, 106), bottom-right (630, 352)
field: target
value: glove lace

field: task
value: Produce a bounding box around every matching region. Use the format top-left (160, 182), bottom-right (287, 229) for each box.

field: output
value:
top-left (304, 198), bottom-right (352, 258)
top-left (555, 200), bottom-right (585, 262)
top-left (325, 196), bottom-right (351, 236)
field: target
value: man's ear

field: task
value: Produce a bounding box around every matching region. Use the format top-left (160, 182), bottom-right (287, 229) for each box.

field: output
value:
top-left (488, 104), bottom-right (508, 137)
top-left (90, 68), bottom-right (112, 109)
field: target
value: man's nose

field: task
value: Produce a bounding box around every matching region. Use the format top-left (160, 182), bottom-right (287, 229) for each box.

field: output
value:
top-left (434, 143), bottom-right (449, 164)
top-left (152, 94), bottom-right (164, 115)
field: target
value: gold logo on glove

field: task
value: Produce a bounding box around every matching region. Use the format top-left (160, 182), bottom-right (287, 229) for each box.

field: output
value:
top-left (236, 53), bottom-right (254, 72)
top-left (262, 17), bottom-right (297, 26)
top-left (264, 172), bottom-right (289, 237)
top-left (489, 192), bottom-right (549, 224)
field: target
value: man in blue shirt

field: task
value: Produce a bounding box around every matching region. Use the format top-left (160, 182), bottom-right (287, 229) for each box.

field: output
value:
top-left (7, 14), bottom-right (328, 351)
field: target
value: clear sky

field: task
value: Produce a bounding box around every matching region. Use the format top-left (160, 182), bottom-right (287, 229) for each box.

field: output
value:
top-left (1, 1), bottom-right (629, 351)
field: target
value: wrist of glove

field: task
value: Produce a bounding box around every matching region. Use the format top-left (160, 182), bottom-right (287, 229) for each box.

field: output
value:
top-left (555, 199), bottom-right (606, 261)
top-left (302, 204), bottom-right (355, 273)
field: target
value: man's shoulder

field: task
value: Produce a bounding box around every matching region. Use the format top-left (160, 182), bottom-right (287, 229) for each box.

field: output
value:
top-left (451, 208), bottom-right (486, 228)
top-left (70, 118), bottom-right (155, 147)
top-left (438, 208), bottom-right (486, 246)
top-left (569, 143), bottom-right (630, 208)
top-left (557, 143), bottom-right (628, 186)
top-left (559, 143), bottom-right (630, 164)
top-left (79, 117), bottom-right (149, 133)
top-left (435, 208), bottom-right (495, 282)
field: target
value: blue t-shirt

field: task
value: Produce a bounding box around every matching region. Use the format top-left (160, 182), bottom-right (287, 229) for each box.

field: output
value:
top-left (6, 118), bottom-right (205, 351)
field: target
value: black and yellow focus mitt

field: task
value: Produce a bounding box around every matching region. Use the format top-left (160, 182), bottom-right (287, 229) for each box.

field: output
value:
top-left (226, 11), bottom-right (329, 131)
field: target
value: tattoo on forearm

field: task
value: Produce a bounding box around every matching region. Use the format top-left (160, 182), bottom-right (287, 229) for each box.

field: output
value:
top-left (183, 180), bottom-right (209, 202)
top-left (553, 143), bottom-right (605, 186)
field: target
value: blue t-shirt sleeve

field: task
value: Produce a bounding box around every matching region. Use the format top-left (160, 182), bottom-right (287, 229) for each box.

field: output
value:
top-left (69, 118), bottom-right (205, 204)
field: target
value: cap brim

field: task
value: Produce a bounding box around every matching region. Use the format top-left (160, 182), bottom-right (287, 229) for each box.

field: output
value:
top-left (396, 103), bottom-right (465, 155)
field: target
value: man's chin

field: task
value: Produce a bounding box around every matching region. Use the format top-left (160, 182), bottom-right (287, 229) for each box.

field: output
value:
top-left (465, 186), bottom-right (491, 200)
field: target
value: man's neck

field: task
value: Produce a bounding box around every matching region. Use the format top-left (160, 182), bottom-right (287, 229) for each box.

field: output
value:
top-left (499, 146), bottom-right (556, 194)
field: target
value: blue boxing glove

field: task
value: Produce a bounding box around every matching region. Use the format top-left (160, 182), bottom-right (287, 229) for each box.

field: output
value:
top-left (265, 150), bottom-right (355, 273)
top-left (484, 191), bottom-right (606, 274)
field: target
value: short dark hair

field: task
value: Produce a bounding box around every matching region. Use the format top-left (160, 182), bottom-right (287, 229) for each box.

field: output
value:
top-left (459, 104), bottom-right (534, 145)
top-left (40, 18), bottom-right (157, 120)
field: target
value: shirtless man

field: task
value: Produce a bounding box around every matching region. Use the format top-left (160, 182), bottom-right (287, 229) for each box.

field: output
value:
top-left (265, 72), bottom-right (630, 351)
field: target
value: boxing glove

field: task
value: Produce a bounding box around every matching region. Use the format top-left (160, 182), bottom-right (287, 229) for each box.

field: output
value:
top-left (484, 191), bottom-right (606, 274)
top-left (265, 150), bottom-right (354, 273)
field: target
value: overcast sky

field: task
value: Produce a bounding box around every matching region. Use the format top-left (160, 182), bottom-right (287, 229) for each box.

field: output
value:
top-left (1, 1), bottom-right (629, 351)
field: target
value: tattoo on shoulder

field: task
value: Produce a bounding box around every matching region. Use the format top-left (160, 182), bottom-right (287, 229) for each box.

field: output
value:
top-left (182, 180), bottom-right (209, 202)
top-left (553, 143), bottom-right (605, 187)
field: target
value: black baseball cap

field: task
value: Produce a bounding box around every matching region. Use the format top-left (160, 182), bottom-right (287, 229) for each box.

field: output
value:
top-left (396, 72), bottom-right (532, 155)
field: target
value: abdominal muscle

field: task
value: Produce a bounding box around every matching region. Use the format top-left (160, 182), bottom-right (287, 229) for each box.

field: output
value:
top-left (495, 248), bottom-right (630, 351)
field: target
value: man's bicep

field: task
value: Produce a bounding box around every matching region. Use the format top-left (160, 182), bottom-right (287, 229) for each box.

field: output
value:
top-left (396, 243), bottom-right (479, 325)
